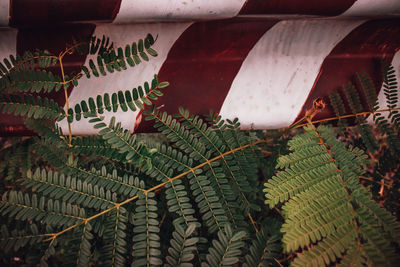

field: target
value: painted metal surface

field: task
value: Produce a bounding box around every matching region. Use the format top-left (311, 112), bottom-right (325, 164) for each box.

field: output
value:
top-left (2, 0), bottom-right (400, 27)
top-left (0, 0), bottom-right (400, 135)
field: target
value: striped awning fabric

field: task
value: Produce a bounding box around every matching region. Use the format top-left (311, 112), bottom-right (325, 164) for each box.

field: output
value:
top-left (0, 0), bottom-right (399, 135)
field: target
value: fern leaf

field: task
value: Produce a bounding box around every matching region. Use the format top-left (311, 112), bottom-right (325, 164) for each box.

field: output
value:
top-left (74, 35), bottom-right (113, 56)
top-left (132, 192), bottom-right (162, 266)
top-left (243, 222), bottom-right (282, 267)
top-left (359, 223), bottom-right (399, 266)
top-left (70, 135), bottom-right (126, 161)
top-left (357, 71), bottom-right (377, 111)
top-left (39, 238), bottom-right (58, 267)
top-left (79, 34), bottom-right (158, 80)
top-left (146, 144), bottom-right (200, 228)
top-left (66, 75), bottom-right (168, 123)
top-left (0, 224), bottom-right (44, 253)
top-left (291, 222), bottom-right (357, 267)
top-left (382, 61), bottom-right (399, 128)
top-left (343, 82), bottom-right (379, 152)
top-left (66, 163), bottom-right (146, 198)
top-left (0, 94), bottom-right (64, 120)
top-left (264, 124), bottom-right (400, 266)
top-left (24, 168), bottom-right (117, 209)
top-left (0, 191), bottom-right (85, 227)
top-left (2, 69), bottom-right (64, 93)
top-left (337, 243), bottom-right (366, 267)
top-left (24, 119), bottom-right (65, 145)
top-left (145, 107), bottom-right (238, 230)
top-left (201, 224), bottom-right (246, 267)
top-left (353, 187), bottom-right (400, 244)
top-left (328, 91), bottom-right (348, 128)
top-left (0, 50), bottom-right (58, 91)
top-left (89, 116), bottom-right (152, 167)
top-left (208, 113), bottom-right (260, 191)
top-left (180, 108), bottom-right (254, 215)
top-left (99, 207), bottom-right (128, 267)
top-left (165, 223), bottom-right (199, 267)
top-left (63, 222), bottom-right (94, 267)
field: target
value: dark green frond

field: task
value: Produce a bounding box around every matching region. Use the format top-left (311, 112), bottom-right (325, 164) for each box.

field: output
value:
top-left (65, 222), bottom-right (94, 267)
top-left (201, 224), bottom-right (246, 267)
top-left (243, 221), bottom-right (282, 267)
top-left (0, 191), bottom-right (85, 227)
top-left (337, 243), bottom-right (366, 267)
top-left (66, 163), bottom-right (146, 198)
top-left (343, 82), bottom-right (379, 152)
top-left (146, 144), bottom-right (199, 228)
top-left (73, 35), bottom-right (113, 56)
top-left (353, 187), bottom-right (400, 244)
top-left (39, 238), bottom-right (58, 267)
top-left (329, 91), bottom-right (348, 128)
top-left (359, 223), bottom-right (399, 266)
top-left (145, 107), bottom-right (240, 230)
top-left (70, 135), bottom-right (126, 161)
top-left (24, 119), bottom-right (65, 146)
top-left (24, 168), bottom-right (117, 209)
top-left (66, 75), bottom-right (168, 123)
top-left (79, 34), bottom-right (158, 80)
top-left (1, 69), bottom-right (64, 93)
top-left (165, 223), bottom-right (199, 267)
top-left (89, 116), bottom-right (153, 167)
top-left (357, 71), bottom-right (377, 111)
top-left (0, 224), bottom-right (44, 253)
top-left (0, 50), bottom-right (58, 92)
top-left (99, 207), bottom-right (128, 267)
top-left (132, 192), bottom-right (162, 266)
top-left (0, 94), bottom-right (64, 120)
top-left (264, 124), bottom-right (400, 266)
top-left (180, 108), bottom-right (256, 214)
top-left (382, 61), bottom-right (399, 128)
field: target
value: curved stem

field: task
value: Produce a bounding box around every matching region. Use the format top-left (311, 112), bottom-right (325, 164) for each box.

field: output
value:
top-left (58, 54), bottom-right (72, 148)
top-left (294, 107), bottom-right (400, 129)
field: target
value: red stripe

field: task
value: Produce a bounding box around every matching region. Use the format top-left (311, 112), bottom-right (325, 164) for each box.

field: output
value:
top-left (136, 19), bottom-right (279, 132)
top-left (10, 0), bottom-right (122, 27)
top-left (295, 19), bottom-right (400, 123)
top-left (240, 0), bottom-right (356, 16)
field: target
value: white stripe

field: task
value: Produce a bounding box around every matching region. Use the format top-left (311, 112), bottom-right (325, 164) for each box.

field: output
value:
top-left (114, 0), bottom-right (246, 23)
top-left (59, 22), bottom-right (191, 135)
top-left (343, 0), bottom-right (400, 16)
top-left (219, 19), bottom-right (365, 129)
top-left (0, 28), bottom-right (17, 62)
top-left (367, 51), bottom-right (400, 123)
top-left (0, 0), bottom-right (8, 26)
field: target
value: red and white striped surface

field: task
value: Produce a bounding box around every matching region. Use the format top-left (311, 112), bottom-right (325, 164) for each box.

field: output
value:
top-left (2, 0), bottom-right (400, 26)
top-left (0, 0), bottom-right (400, 135)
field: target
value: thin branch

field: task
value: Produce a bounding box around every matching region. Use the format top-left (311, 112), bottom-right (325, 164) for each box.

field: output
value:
top-left (294, 107), bottom-right (400, 129)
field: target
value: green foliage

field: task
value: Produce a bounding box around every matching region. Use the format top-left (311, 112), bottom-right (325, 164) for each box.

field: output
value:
top-left (0, 94), bottom-right (65, 120)
top-left (132, 192), bottom-right (162, 266)
top-left (0, 190), bottom-right (86, 227)
top-left (165, 223), bottom-right (199, 267)
top-left (381, 61), bottom-right (399, 128)
top-left (243, 220), bottom-right (282, 267)
top-left (100, 207), bottom-right (128, 266)
top-left (0, 33), bottom-right (399, 267)
top-left (23, 168), bottom-right (117, 210)
top-left (0, 50), bottom-right (59, 93)
top-left (201, 224), bottom-right (247, 266)
top-left (66, 74), bottom-right (169, 123)
top-left (328, 64), bottom-right (400, 217)
top-left (264, 124), bottom-right (400, 266)
top-left (78, 34), bottom-right (158, 79)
